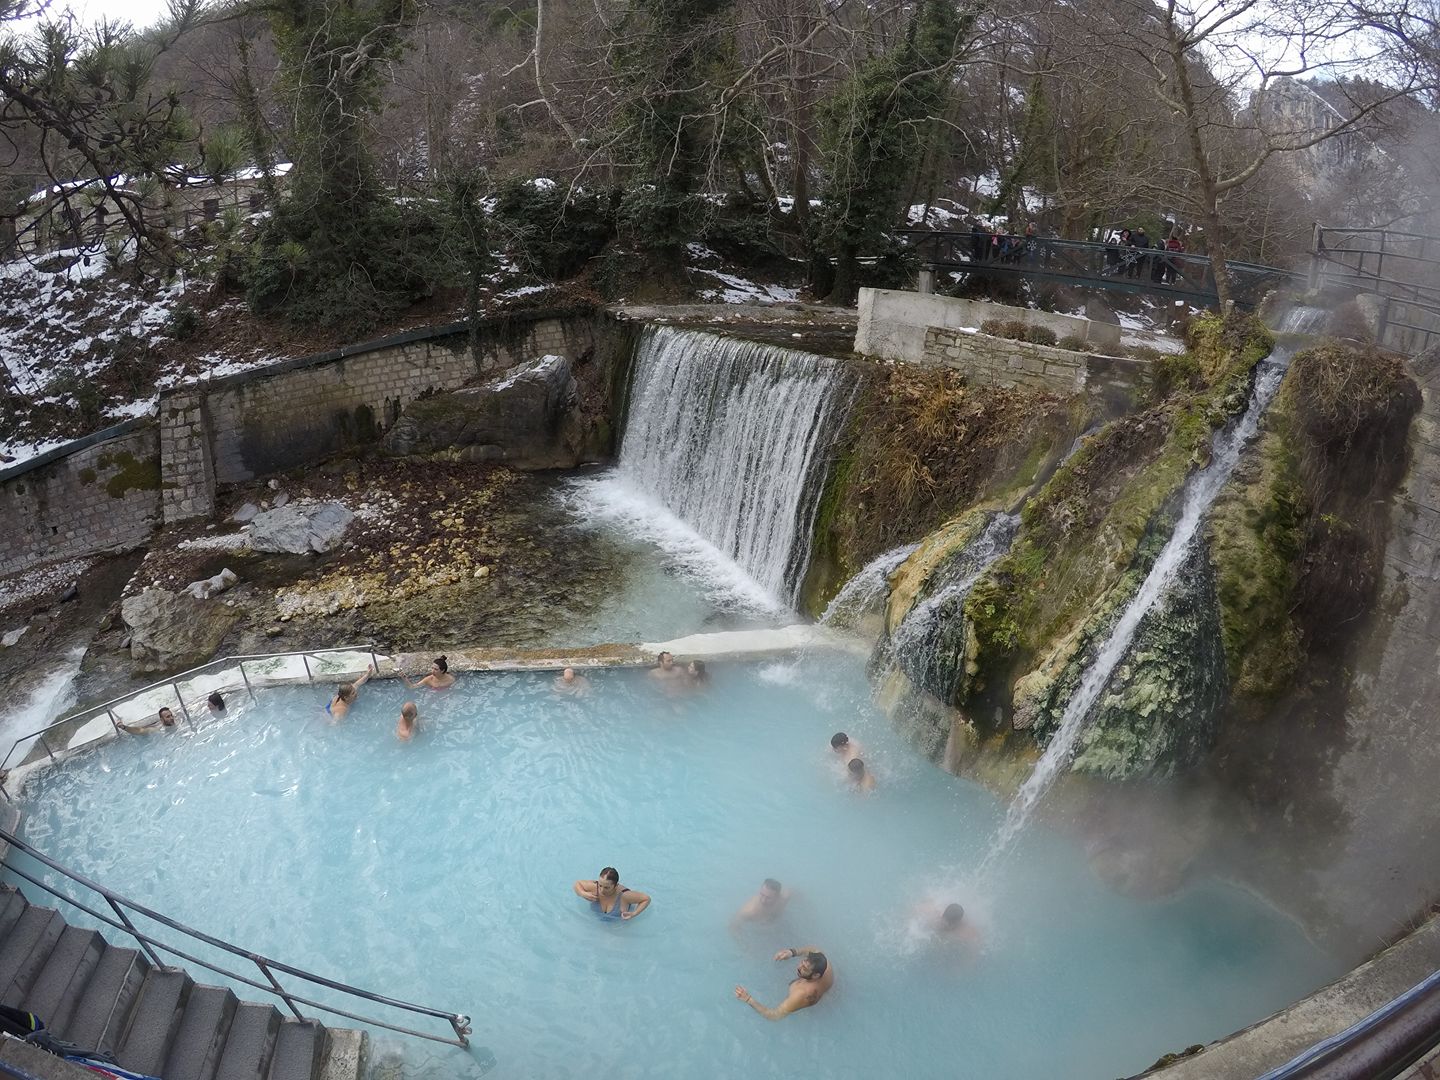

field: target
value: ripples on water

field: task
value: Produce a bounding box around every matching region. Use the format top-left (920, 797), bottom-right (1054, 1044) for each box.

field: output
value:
top-left (12, 659), bottom-right (1337, 1079)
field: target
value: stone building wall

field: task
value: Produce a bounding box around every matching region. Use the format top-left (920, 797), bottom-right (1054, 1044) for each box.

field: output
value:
top-left (922, 326), bottom-right (1148, 410)
top-left (0, 422), bottom-right (161, 575)
top-left (158, 313), bottom-right (598, 523)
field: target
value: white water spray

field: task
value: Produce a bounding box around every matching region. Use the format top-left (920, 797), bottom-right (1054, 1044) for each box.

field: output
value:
top-left (3, 644), bottom-right (86, 752)
top-left (615, 326), bottom-right (850, 605)
top-left (820, 543), bottom-right (919, 630)
top-left (984, 350), bottom-right (1297, 866)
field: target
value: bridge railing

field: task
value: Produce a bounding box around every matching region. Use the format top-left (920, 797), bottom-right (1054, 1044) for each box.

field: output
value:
top-left (897, 230), bottom-right (1301, 308)
top-left (1310, 225), bottom-right (1440, 354)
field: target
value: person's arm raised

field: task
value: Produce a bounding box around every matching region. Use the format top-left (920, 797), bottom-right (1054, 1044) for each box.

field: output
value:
top-left (733, 985), bottom-right (805, 1020)
top-left (620, 890), bottom-right (650, 919)
top-left (573, 879), bottom-right (598, 900)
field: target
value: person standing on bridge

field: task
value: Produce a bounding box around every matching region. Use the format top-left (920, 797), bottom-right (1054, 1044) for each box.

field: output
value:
top-left (1129, 227), bottom-right (1150, 279)
top-left (1164, 230), bottom-right (1186, 284)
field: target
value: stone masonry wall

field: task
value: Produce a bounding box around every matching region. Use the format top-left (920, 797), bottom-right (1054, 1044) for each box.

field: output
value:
top-left (0, 423), bottom-right (161, 575)
top-left (147, 314), bottom-right (598, 526)
top-left (922, 326), bottom-right (1148, 411)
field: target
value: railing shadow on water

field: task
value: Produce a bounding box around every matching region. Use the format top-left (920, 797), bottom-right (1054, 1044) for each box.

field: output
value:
top-left (0, 642), bottom-right (476, 1050)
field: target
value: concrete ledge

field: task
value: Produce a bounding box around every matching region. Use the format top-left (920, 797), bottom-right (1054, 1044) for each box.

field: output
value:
top-left (1143, 915), bottom-right (1440, 1078)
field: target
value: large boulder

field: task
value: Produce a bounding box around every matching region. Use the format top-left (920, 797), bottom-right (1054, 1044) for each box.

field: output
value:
top-left (248, 502), bottom-right (354, 555)
top-left (381, 354), bottom-right (582, 468)
top-left (120, 587), bottom-right (239, 677)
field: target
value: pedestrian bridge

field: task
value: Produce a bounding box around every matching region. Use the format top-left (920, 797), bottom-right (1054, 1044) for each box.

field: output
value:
top-left (899, 230), bottom-right (1300, 309)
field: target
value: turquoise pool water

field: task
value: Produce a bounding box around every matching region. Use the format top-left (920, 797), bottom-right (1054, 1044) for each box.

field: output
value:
top-left (11, 656), bottom-right (1339, 1079)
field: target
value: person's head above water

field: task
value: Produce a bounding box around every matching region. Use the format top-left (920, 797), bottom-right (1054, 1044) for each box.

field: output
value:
top-left (942, 903), bottom-right (965, 928)
top-left (797, 952), bottom-right (828, 980)
top-left (688, 660), bottom-right (707, 679)
top-left (561, 667), bottom-right (577, 683)
top-left (432, 656), bottom-right (448, 675)
top-left (336, 682), bottom-right (358, 703)
top-left (207, 692), bottom-right (225, 713)
top-left (848, 758), bottom-right (866, 777)
top-left (158, 707), bottom-right (176, 727)
top-left (830, 732), bottom-right (850, 752)
top-left (760, 879), bottom-right (782, 904)
top-left (598, 867), bottom-right (620, 891)
top-left (657, 651), bottom-right (674, 669)
top-left (401, 702), bottom-right (418, 722)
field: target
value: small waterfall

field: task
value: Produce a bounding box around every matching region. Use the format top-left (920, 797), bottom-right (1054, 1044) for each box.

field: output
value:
top-left (820, 544), bottom-right (919, 630)
top-left (1274, 306), bottom-right (1328, 335)
top-left (3, 644), bottom-right (85, 751)
top-left (887, 512), bottom-right (1020, 701)
top-left (617, 325), bottom-right (851, 605)
top-left (985, 354), bottom-right (1292, 864)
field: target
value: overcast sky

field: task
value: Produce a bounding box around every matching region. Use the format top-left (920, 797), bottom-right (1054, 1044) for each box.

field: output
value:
top-left (16, 0), bottom-right (174, 33)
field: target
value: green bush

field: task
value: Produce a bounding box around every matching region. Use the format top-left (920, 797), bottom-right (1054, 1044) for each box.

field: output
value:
top-left (493, 178), bottom-right (618, 280)
top-left (165, 302), bottom-right (201, 341)
top-left (1025, 324), bottom-right (1058, 346)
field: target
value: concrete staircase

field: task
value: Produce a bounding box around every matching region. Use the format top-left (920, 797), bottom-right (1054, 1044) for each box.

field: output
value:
top-left (0, 885), bottom-right (364, 1080)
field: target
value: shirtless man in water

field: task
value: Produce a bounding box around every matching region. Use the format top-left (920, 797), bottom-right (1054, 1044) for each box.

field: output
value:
top-left (830, 732), bottom-right (862, 763)
top-left (649, 651), bottom-right (687, 688)
top-left (734, 946), bottom-right (834, 1020)
top-left (554, 667), bottom-right (592, 697)
top-left (730, 878), bottom-right (790, 930)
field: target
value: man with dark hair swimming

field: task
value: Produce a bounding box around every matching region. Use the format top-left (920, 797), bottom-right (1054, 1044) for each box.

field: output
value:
top-left (734, 946), bottom-right (834, 1020)
top-left (848, 757), bottom-right (876, 792)
top-left (830, 732), bottom-right (861, 763)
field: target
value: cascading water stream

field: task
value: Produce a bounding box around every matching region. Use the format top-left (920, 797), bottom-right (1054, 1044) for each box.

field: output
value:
top-left (615, 326), bottom-right (850, 606)
top-left (982, 318), bottom-right (1317, 868)
top-left (819, 543), bottom-right (919, 630)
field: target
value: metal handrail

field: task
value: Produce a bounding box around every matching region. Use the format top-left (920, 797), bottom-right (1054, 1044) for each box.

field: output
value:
top-left (0, 827), bottom-right (472, 1048)
top-left (0, 644), bottom-right (386, 779)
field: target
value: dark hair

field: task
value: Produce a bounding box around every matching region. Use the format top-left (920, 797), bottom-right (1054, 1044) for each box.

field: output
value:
top-left (848, 758), bottom-right (865, 775)
top-left (689, 660), bottom-right (707, 678)
top-left (830, 732), bottom-right (849, 749)
top-left (434, 656), bottom-right (448, 673)
top-left (762, 878), bottom-right (782, 893)
top-left (158, 708), bottom-right (176, 725)
top-left (599, 867), bottom-right (620, 883)
top-left (657, 651), bottom-right (673, 663)
top-left (943, 903), bottom-right (965, 926)
top-left (207, 692), bottom-right (225, 711)
top-left (802, 952), bottom-right (828, 977)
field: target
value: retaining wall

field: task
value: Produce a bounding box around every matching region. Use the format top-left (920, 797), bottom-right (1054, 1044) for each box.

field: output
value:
top-left (855, 288), bottom-right (1123, 363)
top-left (922, 326), bottom-right (1148, 409)
top-left (0, 421), bottom-right (161, 575)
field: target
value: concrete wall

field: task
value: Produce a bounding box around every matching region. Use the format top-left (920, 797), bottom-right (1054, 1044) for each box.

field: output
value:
top-left (922, 326), bottom-right (1148, 409)
top-left (160, 313), bottom-right (598, 523)
top-left (0, 422), bottom-right (161, 575)
top-left (855, 288), bottom-right (1122, 362)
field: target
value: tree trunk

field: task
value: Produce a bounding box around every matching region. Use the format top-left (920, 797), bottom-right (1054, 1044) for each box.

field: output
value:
top-left (1167, 34), bottom-right (1235, 312)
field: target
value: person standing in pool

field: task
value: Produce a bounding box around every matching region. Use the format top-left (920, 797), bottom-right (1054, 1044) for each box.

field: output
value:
top-left (731, 879), bottom-right (790, 929)
top-left (830, 732), bottom-right (862, 763)
top-left (573, 867), bottom-right (651, 921)
top-left (118, 707), bottom-right (177, 735)
top-left (848, 757), bottom-right (876, 792)
top-left (403, 656), bottom-right (455, 690)
top-left (734, 946), bottom-right (834, 1020)
top-left (396, 702), bottom-right (420, 741)
top-left (650, 651), bottom-right (686, 687)
top-left (554, 667), bottom-right (592, 697)
top-left (327, 664), bottom-right (374, 721)
top-left (207, 692), bottom-right (226, 716)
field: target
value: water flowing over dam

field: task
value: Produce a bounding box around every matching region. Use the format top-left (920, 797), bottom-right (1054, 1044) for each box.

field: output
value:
top-left (617, 325), bottom-right (852, 605)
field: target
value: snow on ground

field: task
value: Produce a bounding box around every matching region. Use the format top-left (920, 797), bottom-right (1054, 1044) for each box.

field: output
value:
top-left (906, 199), bottom-right (971, 228)
top-left (0, 558), bottom-right (94, 617)
top-left (694, 268), bottom-right (799, 304)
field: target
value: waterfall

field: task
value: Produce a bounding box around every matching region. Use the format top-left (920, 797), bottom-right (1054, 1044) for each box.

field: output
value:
top-left (984, 351), bottom-right (1294, 865)
top-left (820, 544), bottom-right (919, 630)
top-left (1274, 306), bottom-right (1328, 335)
top-left (616, 325), bottom-right (851, 605)
top-left (886, 512), bottom-right (1020, 701)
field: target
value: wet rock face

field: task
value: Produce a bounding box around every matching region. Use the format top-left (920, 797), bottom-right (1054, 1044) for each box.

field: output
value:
top-left (1020, 544), bottom-right (1228, 780)
top-left (248, 502), bottom-right (355, 555)
top-left (381, 354), bottom-right (583, 469)
top-left (119, 586), bottom-right (239, 677)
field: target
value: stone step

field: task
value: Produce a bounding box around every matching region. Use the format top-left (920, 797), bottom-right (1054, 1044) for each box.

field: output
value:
top-left (0, 888), bottom-right (29, 943)
top-left (215, 1001), bottom-right (282, 1080)
top-left (268, 1019), bottom-right (327, 1080)
top-left (164, 984), bottom-right (240, 1080)
top-left (63, 942), bottom-right (151, 1056)
top-left (0, 904), bottom-right (64, 1000)
top-left (18, 924), bottom-right (104, 1022)
top-left (116, 966), bottom-right (193, 1075)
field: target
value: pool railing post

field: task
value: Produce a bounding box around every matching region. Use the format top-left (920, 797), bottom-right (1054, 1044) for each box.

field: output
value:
top-left (37, 735), bottom-right (55, 763)
top-left (173, 682), bottom-right (196, 730)
top-left (254, 959), bottom-right (306, 1022)
top-left (105, 897), bottom-right (163, 969)
top-left (106, 708), bottom-right (121, 735)
top-left (452, 1014), bottom-right (472, 1047)
top-left (238, 661), bottom-right (256, 704)
top-left (301, 654), bottom-right (312, 683)
top-left (369, 648), bottom-right (379, 676)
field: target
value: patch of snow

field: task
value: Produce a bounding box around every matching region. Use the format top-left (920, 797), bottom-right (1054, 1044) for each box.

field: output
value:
top-left (177, 532), bottom-right (251, 552)
top-left (694, 268), bottom-right (799, 304)
top-left (528, 177), bottom-right (557, 191)
top-left (488, 354), bottom-right (564, 392)
top-left (494, 284), bottom-right (551, 301)
top-left (0, 437), bottom-right (71, 469)
top-left (686, 243), bottom-right (722, 261)
top-left (0, 558), bottom-right (94, 612)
